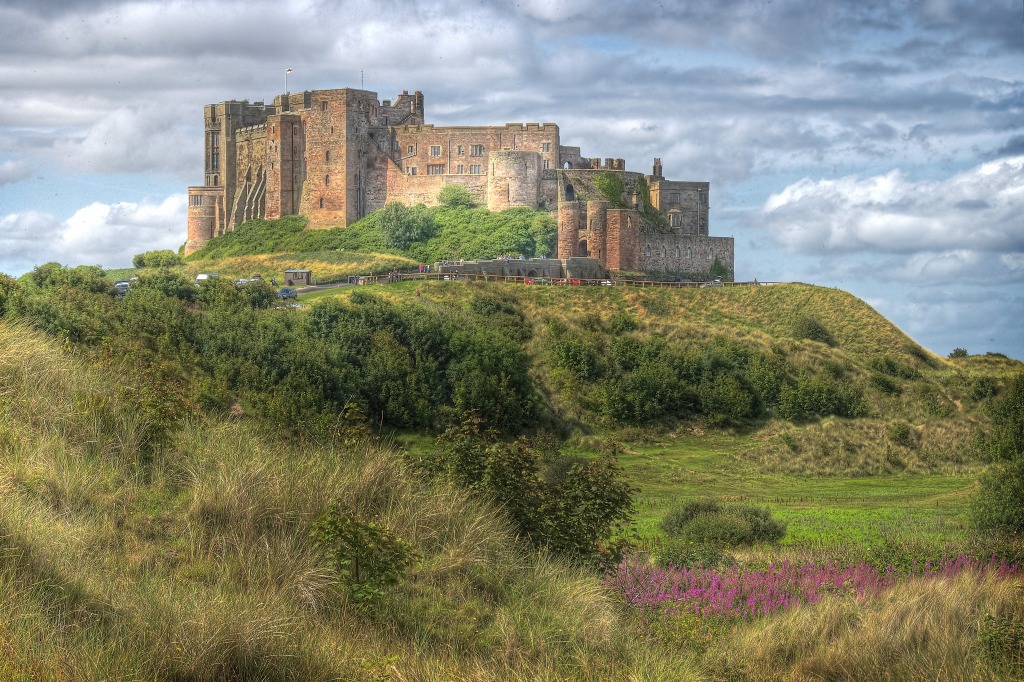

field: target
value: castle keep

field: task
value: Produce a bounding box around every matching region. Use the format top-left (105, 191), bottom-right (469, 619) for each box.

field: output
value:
top-left (186, 87), bottom-right (734, 278)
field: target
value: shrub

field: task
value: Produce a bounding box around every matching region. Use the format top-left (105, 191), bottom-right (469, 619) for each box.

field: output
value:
top-left (978, 612), bottom-right (1024, 671)
top-left (779, 371), bottom-right (866, 420)
top-left (868, 372), bottom-right (902, 395)
top-left (437, 184), bottom-right (476, 208)
top-left (661, 500), bottom-right (786, 547)
top-left (134, 271), bottom-right (198, 301)
top-left (593, 173), bottom-right (625, 207)
top-left (949, 347), bottom-right (969, 358)
top-left (981, 373), bottom-right (1024, 461)
top-left (656, 538), bottom-right (734, 569)
top-left (432, 419), bottom-right (634, 562)
top-left (661, 499), bottom-right (724, 537)
top-left (870, 356), bottom-right (920, 379)
top-left (680, 512), bottom-right (754, 546)
top-left (310, 503), bottom-right (417, 601)
top-left (377, 202), bottom-right (437, 249)
top-left (971, 458), bottom-right (1024, 537)
top-left (888, 421), bottom-right (919, 449)
top-left (792, 316), bottom-right (835, 346)
top-left (731, 504), bottom-right (787, 544)
top-left (0, 274), bottom-right (21, 315)
top-left (132, 249), bottom-right (183, 268)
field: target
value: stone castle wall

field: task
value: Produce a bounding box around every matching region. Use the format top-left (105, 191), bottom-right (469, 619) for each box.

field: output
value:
top-left (184, 86), bottom-right (734, 280)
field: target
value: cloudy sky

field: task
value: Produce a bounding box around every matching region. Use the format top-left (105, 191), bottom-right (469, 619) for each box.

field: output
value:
top-left (1, 0), bottom-right (1022, 358)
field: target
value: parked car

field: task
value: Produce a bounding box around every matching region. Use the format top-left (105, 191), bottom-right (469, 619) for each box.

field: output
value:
top-left (277, 287), bottom-right (297, 299)
top-left (600, 280), bottom-right (614, 286)
top-left (701, 276), bottom-right (723, 288)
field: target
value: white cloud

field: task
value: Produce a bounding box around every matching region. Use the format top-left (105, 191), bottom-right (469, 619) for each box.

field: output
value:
top-left (0, 194), bottom-right (186, 276)
top-left (762, 156), bottom-right (1024, 258)
top-left (0, 159), bottom-right (32, 186)
top-left (52, 105), bottom-right (198, 176)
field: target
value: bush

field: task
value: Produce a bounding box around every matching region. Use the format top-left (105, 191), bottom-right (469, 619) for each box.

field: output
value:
top-left (981, 373), bottom-right (1024, 461)
top-left (731, 504), bottom-right (787, 544)
top-left (869, 356), bottom-right (920, 379)
top-left (437, 184), bottom-right (476, 208)
top-left (971, 457), bottom-right (1024, 537)
top-left (949, 347), bottom-right (969, 358)
top-left (792, 316), bottom-right (835, 346)
top-left (656, 538), bottom-right (734, 569)
top-left (661, 499), bottom-right (786, 547)
top-left (680, 512), bottom-right (754, 546)
top-left (0, 274), bottom-right (21, 316)
top-left (868, 371), bottom-right (902, 395)
top-left (431, 420), bottom-right (634, 562)
top-left (132, 249), bottom-right (183, 268)
top-left (779, 371), bottom-right (866, 421)
top-left (888, 421), bottom-right (918, 449)
top-left (377, 202), bottom-right (437, 249)
top-left (661, 499), bottom-right (724, 537)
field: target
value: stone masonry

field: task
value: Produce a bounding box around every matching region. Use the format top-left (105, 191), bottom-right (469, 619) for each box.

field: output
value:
top-left (185, 88), bottom-right (734, 279)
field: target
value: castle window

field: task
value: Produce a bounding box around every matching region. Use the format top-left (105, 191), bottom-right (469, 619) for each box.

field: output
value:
top-left (407, 166), bottom-right (417, 175)
top-left (675, 246), bottom-right (681, 258)
top-left (428, 164), bottom-right (445, 175)
top-left (542, 142), bottom-right (551, 152)
top-left (687, 247), bottom-right (692, 258)
top-left (543, 159), bottom-right (550, 169)
top-left (325, 150), bottom-right (330, 163)
top-left (322, 100), bottom-right (328, 111)
top-left (210, 132), bottom-right (220, 148)
top-left (708, 249), bottom-right (713, 260)
top-left (407, 145), bottom-right (415, 154)
top-left (470, 144), bottom-right (484, 156)
top-left (212, 175), bottom-right (219, 186)
top-left (670, 213), bottom-right (682, 227)
top-left (469, 164), bottom-right (481, 174)
top-left (645, 246), bottom-right (651, 258)
top-left (210, 150), bottom-right (220, 171)
top-left (456, 164), bottom-right (464, 174)
top-left (319, 197), bottom-right (324, 208)
top-left (430, 145), bottom-right (441, 157)
top-left (325, 175), bottom-right (329, 186)
top-left (457, 145), bottom-right (464, 155)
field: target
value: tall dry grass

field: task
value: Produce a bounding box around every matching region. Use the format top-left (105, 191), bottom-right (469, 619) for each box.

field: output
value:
top-left (708, 569), bottom-right (1024, 681)
top-left (0, 319), bottom-right (689, 680)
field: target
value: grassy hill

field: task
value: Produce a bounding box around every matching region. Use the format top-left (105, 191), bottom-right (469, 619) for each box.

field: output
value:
top-left (184, 203), bottom-right (558, 283)
top-left (1, 261), bottom-right (1023, 680)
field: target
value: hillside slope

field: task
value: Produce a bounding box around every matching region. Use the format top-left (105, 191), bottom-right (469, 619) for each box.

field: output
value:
top-left (0, 320), bottom-right (687, 680)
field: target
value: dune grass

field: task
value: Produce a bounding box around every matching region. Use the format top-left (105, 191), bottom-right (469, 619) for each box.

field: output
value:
top-left (0, 320), bottom-right (697, 680)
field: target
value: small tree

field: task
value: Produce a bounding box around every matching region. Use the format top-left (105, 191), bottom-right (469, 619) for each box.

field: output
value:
top-left (949, 347), bottom-right (969, 358)
top-left (310, 504), bottom-right (417, 601)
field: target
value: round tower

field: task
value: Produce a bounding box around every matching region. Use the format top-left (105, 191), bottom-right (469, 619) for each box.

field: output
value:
top-left (487, 150), bottom-right (540, 212)
top-left (586, 200), bottom-right (608, 263)
top-left (557, 200), bottom-right (581, 259)
top-left (184, 187), bottom-right (222, 255)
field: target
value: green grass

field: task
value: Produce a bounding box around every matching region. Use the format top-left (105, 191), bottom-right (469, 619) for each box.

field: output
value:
top-left (559, 429), bottom-right (976, 546)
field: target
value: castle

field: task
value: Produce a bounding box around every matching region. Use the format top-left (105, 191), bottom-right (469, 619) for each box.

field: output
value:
top-left (186, 87), bottom-right (734, 278)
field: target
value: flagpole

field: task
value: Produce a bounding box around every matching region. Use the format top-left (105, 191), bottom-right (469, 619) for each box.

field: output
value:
top-left (285, 68), bottom-right (293, 95)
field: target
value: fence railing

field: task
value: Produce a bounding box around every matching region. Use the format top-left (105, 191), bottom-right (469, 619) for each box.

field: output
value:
top-left (344, 272), bottom-right (779, 288)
